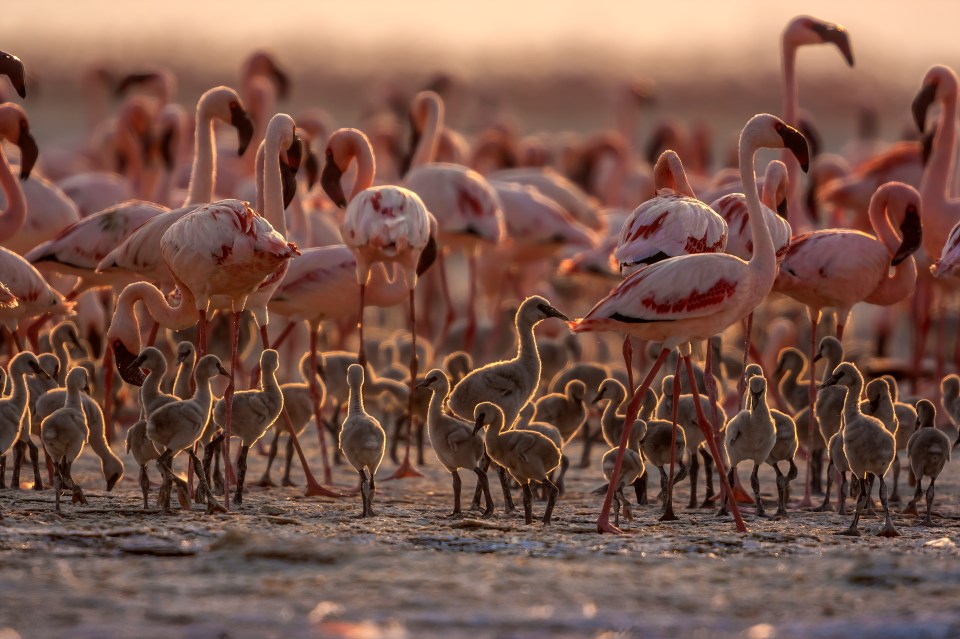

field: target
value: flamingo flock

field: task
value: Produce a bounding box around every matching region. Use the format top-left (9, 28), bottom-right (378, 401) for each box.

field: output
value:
top-left (2, 14), bottom-right (960, 544)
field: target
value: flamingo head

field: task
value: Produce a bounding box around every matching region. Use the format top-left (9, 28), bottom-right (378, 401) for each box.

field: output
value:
top-left (748, 115), bottom-right (809, 173)
top-left (0, 103), bottom-right (38, 180)
top-left (864, 378), bottom-right (889, 414)
top-left (913, 65), bottom-right (958, 134)
top-left (916, 399), bottom-right (936, 429)
top-left (473, 402), bottom-right (504, 435)
top-left (819, 362), bottom-right (860, 390)
top-left (322, 128), bottom-right (375, 208)
top-left (785, 17), bottom-right (854, 67)
top-left (243, 50), bottom-right (290, 101)
top-left (280, 132), bottom-right (303, 210)
top-left (748, 375), bottom-right (767, 408)
top-left (0, 51), bottom-right (26, 98)
top-left (415, 368), bottom-right (447, 392)
top-left (890, 190), bottom-right (923, 267)
top-left (176, 341), bottom-right (195, 366)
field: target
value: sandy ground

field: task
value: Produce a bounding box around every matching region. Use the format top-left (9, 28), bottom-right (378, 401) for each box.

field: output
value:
top-left (1, 429), bottom-right (959, 639)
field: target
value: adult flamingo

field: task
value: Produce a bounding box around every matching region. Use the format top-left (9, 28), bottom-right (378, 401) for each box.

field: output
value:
top-left (773, 182), bottom-right (922, 505)
top-left (0, 247), bottom-right (74, 351)
top-left (0, 103), bottom-right (38, 248)
top-left (570, 113), bottom-right (810, 534)
top-left (614, 149), bottom-right (727, 389)
top-left (781, 16), bottom-right (854, 232)
top-left (0, 51), bottom-right (26, 99)
top-left (96, 86), bottom-right (254, 289)
top-left (322, 127), bottom-right (437, 479)
top-left (401, 91), bottom-right (503, 351)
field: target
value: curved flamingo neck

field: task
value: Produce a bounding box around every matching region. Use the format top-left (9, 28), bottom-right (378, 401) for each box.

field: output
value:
top-left (262, 125), bottom-right (287, 234)
top-left (254, 143), bottom-right (265, 214)
top-left (739, 130), bottom-right (776, 272)
top-left (923, 91), bottom-right (958, 211)
top-left (410, 96), bottom-right (442, 170)
top-left (761, 162), bottom-right (787, 210)
top-left (866, 189), bottom-right (901, 256)
top-left (173, 352), bottom-right (195, 399)
top-left (780, 41), bottom-right (810, 232)
top-left (653, 151), bottom-right (696, 197)
top-left (111, 282), bottom-right (199, 353)
top-left (841, 376), bottom-right (864, 425)
top-left (185, 100), bottom-right (217, 206)
top-left (347, 380), bottom-right (365, 415)
top-left (346, 132), bottom-right (376, 202)
top-left (141, 358), bottom-right (167, 414)
top-left (0, 145), bottom-right (26, 244)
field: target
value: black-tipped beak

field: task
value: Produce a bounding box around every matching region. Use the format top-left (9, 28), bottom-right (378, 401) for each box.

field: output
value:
top-left (159, 124), bottom-right (176, 172)
top-left (415, 379), bottom-right (430, 390)
top-left (813, 24), bottom-right (854, 67)
top-left (590, 391), bottom-right (604, 406)
top-left (113, 341), bottom-right (146, 386)
top-left (416, 234), bottom-right (438, 277)
top-left (176, 351), bottom-right (188, 365)
top-left (0, 52), bottom-right (26, 99)
top-left (922, 128), bottom-right (935, 167)
top-left (230, 103), bottom-right (254, 156)
top-left (777, 196), bottom-right (789, 220)
top-left (106, 472), bottom-right (121, 492)
top-left (819, 373), bottom-right (839, 389)
top-left (129, 354), bottom-right (148, 370)
top-left (29, 361), bottom-right (49, 379)
top-left (321, 150), bottom-right (347, 208)
top-left (16, 125), bottom-right (38, 181)
top-left (280, 147), bottom-right (300, 211)
top-left (869, 396), bottom-right (880, 413)
top-left (913, 83), bottom-right (937, 134)
top-left (305, 149), bottom-right (319, 190)
top-left (813, 351), bottom-right (823, 363)
top-left (287, 133), bottom-right (304, 172)
top-left (472, 414), bottom-right (485, 435)
top-left (217, 363), bottom-right (230, 377)
top-left (545, 305), bottom-right (570, 322)
top-left (269, 62), bottom-right (291, 101)
top-left (778, 124), bottom-right (810, 173)
top-left (892, 205), bottom-right (922, 266)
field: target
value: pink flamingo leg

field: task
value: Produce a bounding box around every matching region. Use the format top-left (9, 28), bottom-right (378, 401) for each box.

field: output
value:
top-left (248, 323), bottom-right (272, 390)
top-left (11, 328), bottom-right (24, 353)
top-left (738, 314), bottom-right (754, 401)
top-left (146, 319), bottom-right (160, 348)
top-left (436, 251), bottom-right (456, 347)
top-left (683, 355), bottom-right (747, 533)
top-left (622, 336), bottom-right (635, 395)
top-left (385, 289), bottom-right (426, 481)
top-left (219, 310), bottom-right (242, 512)
top-left (357, 283), bottom-right (367, 368)
top-left (799, 308), bottom-right (819, 509)
top-left (307, 325), bottom-right (338, 491)
top-left (662, 355), bottom-right (682, 521)
top-left (464, 252), bottom-right (478, 354)
top-left (912, 276), bottom-right (931, 395)
top-left (102, 344), bottom-right (115, 445)
top-left (598, 348), bottom-right (670, 534)
top-left (270, 320), bottom-right (296, 351)
top-left (196, 309), bottom-right (208, 362)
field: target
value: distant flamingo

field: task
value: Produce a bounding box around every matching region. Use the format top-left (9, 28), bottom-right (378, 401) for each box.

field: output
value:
top-left (322, 127), bottom-right (437, 479)
top-left (781, 16), bottom-right (854, 232)
top-left (402, 91), bottom-right (503, 351)
top-left (773, 182), bottom-right (922, 505)
top-left (570, 113), bottom-right (810, 534)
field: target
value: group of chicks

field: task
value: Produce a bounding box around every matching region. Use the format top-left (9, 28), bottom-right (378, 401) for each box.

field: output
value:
top-left (0, 296), bottom-right (955, 538)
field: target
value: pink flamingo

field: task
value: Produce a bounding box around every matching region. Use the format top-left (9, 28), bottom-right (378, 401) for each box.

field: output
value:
top-left (614, 150), bottom-right (727, 389)
top-left (0, 51), bottom-right (26, 99)
top-left (0, 247), bottom-right (74, 351)
top-left (773, 182), bottom-right (922, 505)
top-left (570, 113), bottom-right (810, 534)
top-left (781, 16), bottom-right (854, 232)
top-left (96, 86), bottom-right (254, 289)
top-left (402, 91), bottom-right (503, 351)
top-left (0, 103), bottom-right (38, 248)
top-left (322, 127), bottom-right (437, 479)
top-left (0, 282), bottom-right (16, 309)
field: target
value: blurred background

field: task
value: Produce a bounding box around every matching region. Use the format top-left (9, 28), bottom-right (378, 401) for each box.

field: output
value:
top-left (3, 1), bottom-right (959, 154)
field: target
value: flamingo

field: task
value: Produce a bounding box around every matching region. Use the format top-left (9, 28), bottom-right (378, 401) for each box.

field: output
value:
top-left (322, 127), bottom-right (437, 479)
top-left (0, 103), bottom-right (39, 248)
top-left (773, 182), bottom-right (922, 505)
top-left (96, 86), bottom-right (254, 289)
top-left (0, 247), bottom-right (74, 351)
top-left (569, 113), bottom-right (810, 534)
top-left (781, 15), bottom-right (854, 232)
top-left (0, 51), bottom-right (26, 99)
top-left (401, 91), bottom-right (503, 350)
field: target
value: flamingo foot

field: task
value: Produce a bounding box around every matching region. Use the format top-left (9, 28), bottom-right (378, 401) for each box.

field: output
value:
top-left (901, 502), bottom-right (919, 516)
top-left (877, 522), bottom-right (901, 538)
top-left (596, 514), bottom-right (624, 534)
top-left (383, 457), bottom-right (425, 481)
top-left (303, 479), bottom-right (345, 498)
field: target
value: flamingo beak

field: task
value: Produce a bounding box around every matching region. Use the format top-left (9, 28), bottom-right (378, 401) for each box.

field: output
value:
top-left (176, 351), bottom-right (188, 365)
top-left (268, 60), bottom-right (291, 101)
top-left (811, 23), bottom-right (854, 67)
top-left (0, 51), bottom-right (26, 98)
top-left (472, 414), bottom-right (485, 435)
top-left (231, 102), bottom-right (255, 156)
top-left (813, 351), bottom-right (823, 363)
top-left (304, 148), bottom-right (320, 190)
top-left (129, 353), bottom-right (148, 370)
top-left (590, 390), bottom-right (604, 405)
top-left (819, 373), bottom-right (839, 389)
top-left (400, 111), bottom-right (421, 178)
top-left (913, 83), bottom-right (937, 134)
top-left (545, 305), bottom-right (570, 322)
top-left (217, 363), bottom-right (230, 377)
top-left (280, 140), bottom-right (301, 211)
top-left (106, 472), bottom-right (121, 492)
top-left (159, 124), bottom-right (176, 172)
top-left (778, 124), bottom-right (810, 173)
top-left (321, 150), bottom-right (347, 208)
top-left (16, 125), bottom-right (38, 181)
top-left (892, 205), bottom-right (923, 266)
top-left (416, 234), bottom-right (438, 277)
top-left (113, 341), bottom-right (146, 386)
top-left (29, 361), bottom-right (49, 379)
top-left (922, 128), bottom-right (936, 167)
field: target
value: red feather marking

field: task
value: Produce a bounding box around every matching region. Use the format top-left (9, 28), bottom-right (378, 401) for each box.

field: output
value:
top-left (640, 278), bottom-right (737, 315)
top-left (627, 211), bottom-right (667, 243)
top-left (457, 184), bottom-right (485, 218)
top-left (216, 243), bottom-right (233, 265)
top-left (684, 232), bottom-right (726, 253)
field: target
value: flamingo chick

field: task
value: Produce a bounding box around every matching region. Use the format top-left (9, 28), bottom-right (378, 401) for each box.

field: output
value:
top-left (40, 368), bottom-right (90, 514)
top-left (339, 364), bottom-right (386, 518)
